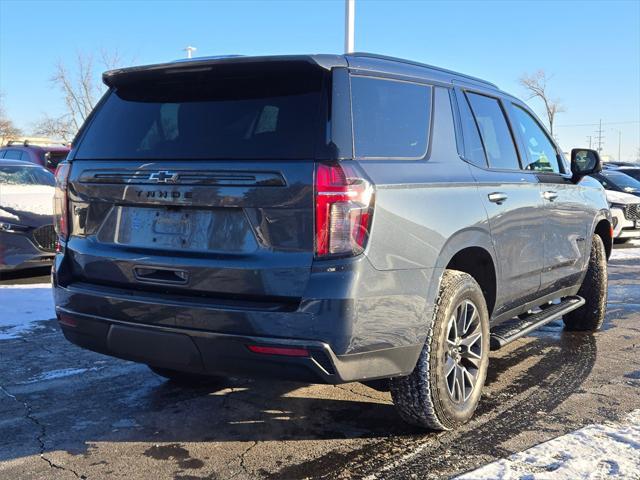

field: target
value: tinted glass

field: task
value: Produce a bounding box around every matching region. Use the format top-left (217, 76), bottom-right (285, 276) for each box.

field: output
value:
top-left (3, 150), bottom-right (22, 160)
top-left (466, 93), bottom-right (520, 170)
top-left (512, 105), bottom-right (561, 173)
top-left (620, 168), bottom-right (640, 181)
top-left (76, 71), bottom-right (325, 160)
top-left (594, 170), bottom-right (640, 193)
top-left (456, 91), bottom-right (487, 167)
top-left (0, 166), bottom-right (55, 186)
top-left (351, 76), bottom-right (431, 159)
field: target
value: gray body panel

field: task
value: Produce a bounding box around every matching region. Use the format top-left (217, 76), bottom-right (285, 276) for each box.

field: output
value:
top-left (52, 53), bottom-right (611, 383)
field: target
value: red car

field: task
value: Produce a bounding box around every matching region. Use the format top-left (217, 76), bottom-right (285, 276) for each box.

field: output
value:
top-left (0, 140), bottom-right (70, 173)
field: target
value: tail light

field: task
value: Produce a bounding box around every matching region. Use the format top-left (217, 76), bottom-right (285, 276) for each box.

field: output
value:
top-left (53, 163), bottom-right (71, 242)
top-left (315, 162), bottom-right (374, 257)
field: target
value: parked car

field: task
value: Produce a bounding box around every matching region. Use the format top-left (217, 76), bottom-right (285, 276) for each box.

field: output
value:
top-left (590, 169), bottom-right (640, 197)
top-left (0, 140), bottom-right (70, 173)
top-left (616, 166), bottom-right (640, 182)
top-left (604, 190), bottom-right (640, 243)
top-left (52, 53), bottom-right (611, 430)
top-left (0, 159), bottom-right (56, 272)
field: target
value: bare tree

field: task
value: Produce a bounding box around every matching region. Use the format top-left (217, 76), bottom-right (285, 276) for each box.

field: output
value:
top-left (31, 115), bottom-right (75, 143)
top-left (519, 70), bottom-right (565, 136)
top-left (0, 93), bottom-right (22, 145)
top-left (45, 50), bottom-right (123, 136)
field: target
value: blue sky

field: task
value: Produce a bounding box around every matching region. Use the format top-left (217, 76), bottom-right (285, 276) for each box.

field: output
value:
top-left (1, 0), bottom-right (638, 160)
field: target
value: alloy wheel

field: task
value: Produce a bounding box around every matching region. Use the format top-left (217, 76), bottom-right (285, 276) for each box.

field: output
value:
top-left (444, 299), bottom-right (483, 404)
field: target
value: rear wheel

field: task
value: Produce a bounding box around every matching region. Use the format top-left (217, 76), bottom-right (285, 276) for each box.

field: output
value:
top-left (148, 366), bottom-right (224, 386)
top-left (390, 270), bottom-right (490, 430)
top-left (563, 235), bottom-right (608, 331)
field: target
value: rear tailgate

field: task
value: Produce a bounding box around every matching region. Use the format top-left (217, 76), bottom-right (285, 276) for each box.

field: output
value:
top-left (66, 160), bottom-right (314, 301)
top-left (62, 58), bottom-right (331, 305)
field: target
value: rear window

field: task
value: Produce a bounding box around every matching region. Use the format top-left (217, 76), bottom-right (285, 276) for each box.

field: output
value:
top-left (76, 69), bottom-right (326, 160)
top-left (0, 166), bottom-right (55, 186)
top-left (351, 76), bottom-right (432, 159)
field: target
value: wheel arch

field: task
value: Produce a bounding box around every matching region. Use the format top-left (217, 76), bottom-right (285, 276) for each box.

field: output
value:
top-left (436, 228), bottom-right (498, 317)
top-left (593, 214), bottom-right (613, 260)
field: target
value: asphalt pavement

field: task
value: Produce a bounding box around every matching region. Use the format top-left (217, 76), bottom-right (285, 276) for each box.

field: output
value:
top-left (1, 244), bottom-right (639, 479)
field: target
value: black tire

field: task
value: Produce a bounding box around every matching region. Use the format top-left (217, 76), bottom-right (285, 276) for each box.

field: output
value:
top-left (148, 366), bottom-right (224, 386)
top-left (613, 238), bottom-right (630, 244)
top-left (563, 235), bottom-right (608, 331)
top-left (389, 270), bottom-right (490, 430)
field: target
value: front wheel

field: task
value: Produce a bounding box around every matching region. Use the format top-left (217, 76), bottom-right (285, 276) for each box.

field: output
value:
top-left (390, 270), bottom-right (490, 430)
top-left (563, 235), bottom-right (608, 331)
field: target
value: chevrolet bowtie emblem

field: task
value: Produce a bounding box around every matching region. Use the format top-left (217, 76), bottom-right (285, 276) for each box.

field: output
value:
top-left (149, 171), bottom-right (179, 183)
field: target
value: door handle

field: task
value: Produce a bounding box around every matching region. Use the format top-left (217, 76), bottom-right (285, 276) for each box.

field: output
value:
top-left (488, 192), bottom-right (508, 204)
top-left (542, 190), bottom-right (558, 201)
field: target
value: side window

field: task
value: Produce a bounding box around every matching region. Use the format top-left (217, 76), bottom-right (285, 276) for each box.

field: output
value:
top-left (4, 150), bottom-right (22, 160)
top-left (455, 90), bottom-right (488, 167)
top-left (466, 92), bottom-right (520, 170)
top-left (351, 76), bottom-right (432, 159)
top-left (511, 105), bottom-right (561, 173)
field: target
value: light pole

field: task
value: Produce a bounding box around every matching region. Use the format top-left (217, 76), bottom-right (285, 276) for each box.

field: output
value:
top-left (344, 0), bottom-right (355, 53)
top-left (183, 46), bottom-right (197, 59)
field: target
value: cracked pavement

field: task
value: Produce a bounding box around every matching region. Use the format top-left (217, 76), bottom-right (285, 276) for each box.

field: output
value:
top-left (0, 246), bottom-right (639, 480)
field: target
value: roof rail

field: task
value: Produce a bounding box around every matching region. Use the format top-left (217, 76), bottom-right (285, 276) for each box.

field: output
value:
top-left (6, 139), bottom-right (66, 147)
top-left (349, 52), bottom-right (499, 89)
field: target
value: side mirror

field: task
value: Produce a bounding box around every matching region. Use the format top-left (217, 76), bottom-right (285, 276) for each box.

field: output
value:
top-left (570, 148), bottom-right (602, 183)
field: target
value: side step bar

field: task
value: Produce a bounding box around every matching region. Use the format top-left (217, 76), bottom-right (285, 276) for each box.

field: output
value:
top-left (490, 296), bottom-right (585, 350)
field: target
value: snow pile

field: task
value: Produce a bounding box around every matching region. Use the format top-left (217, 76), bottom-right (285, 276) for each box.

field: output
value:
top-left (457, 410), bottom-right (640, 479)
top-left (0, 283), bottom-right (55, 339)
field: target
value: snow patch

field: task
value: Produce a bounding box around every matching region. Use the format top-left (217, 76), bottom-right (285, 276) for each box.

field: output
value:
top-left (456, 410), bottom-right (640, 479)
top-left (610, 247), bottom-right (640, 261)
top-left (21, 367), bottom-right (100, 384)
top-left (0, 283), bottom-right (55, 339)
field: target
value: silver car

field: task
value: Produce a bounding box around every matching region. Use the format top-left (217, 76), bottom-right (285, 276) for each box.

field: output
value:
top-left (0, 159), bottom-right (56, 272)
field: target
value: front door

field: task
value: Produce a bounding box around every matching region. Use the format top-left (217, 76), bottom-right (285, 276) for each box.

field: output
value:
top-left (461, 90), bottom-right (545, 315)
top-left (508, 103), bottom-right (590, 294)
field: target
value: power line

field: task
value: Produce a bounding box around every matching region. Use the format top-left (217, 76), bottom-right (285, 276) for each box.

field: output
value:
top-left (556, 120), bottom-right (640, 128)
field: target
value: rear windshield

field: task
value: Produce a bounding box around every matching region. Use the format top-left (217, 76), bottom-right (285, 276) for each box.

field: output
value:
top-left (0, 166), bottom-right (55, 186)
top-left (76, 67), bottom-right (326, 160)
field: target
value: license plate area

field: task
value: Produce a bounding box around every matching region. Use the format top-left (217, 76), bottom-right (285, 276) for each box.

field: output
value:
top-left (97, 206), bottom-right (258, 253)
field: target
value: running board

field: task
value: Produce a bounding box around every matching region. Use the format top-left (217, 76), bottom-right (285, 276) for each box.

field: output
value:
top-left (490, 296), bottom-right (585, 350)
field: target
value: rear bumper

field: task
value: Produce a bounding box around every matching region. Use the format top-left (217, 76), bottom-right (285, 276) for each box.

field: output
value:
top-left (53, 249), bottom-right (434, 383)
top-left (55, 306), bottom-right (420, 384)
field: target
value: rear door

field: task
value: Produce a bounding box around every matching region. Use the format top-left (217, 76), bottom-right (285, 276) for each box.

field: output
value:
top-left (64, 61), bottom-right (331, 303)
top-left (507, 102), bottom-right (591, 293)
top-left (458, 89), bottom-right (545, 315)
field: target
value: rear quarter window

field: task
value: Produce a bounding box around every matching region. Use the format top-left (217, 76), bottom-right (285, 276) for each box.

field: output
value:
top-left (351, 76), bottom-right (432, 159)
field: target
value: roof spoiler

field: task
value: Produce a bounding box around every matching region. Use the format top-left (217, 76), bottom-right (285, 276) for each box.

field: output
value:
top-left (102, 54), bottom-right (347, 88)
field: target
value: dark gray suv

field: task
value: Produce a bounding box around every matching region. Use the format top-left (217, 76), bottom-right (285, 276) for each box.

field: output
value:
top-left (52, 53), bottom-right (612, 429)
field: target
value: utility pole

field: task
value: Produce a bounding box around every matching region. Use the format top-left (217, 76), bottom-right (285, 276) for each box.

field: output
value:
top-left (344, 0), bottom-right (355, 54)
top-left (612, 129), bottom-right (622, 161)
top-left (586, 135), bottom-right (592, 149)
top-left (183, 46), bottom-right (197, 59)
top-left (594, 119), bottom-right (605, 154)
